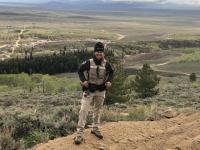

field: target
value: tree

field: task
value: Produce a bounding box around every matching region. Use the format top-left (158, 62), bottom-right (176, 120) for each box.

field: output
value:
top-left (133, 64), bottom-right (160, 98)
top-left (189, 73), bottom-right (196, 82)
top-left (105, 62), bottom-right (132, 105)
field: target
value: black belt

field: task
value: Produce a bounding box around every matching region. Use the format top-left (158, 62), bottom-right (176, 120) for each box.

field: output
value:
top-left (82, 83), bottom-right (106, 92)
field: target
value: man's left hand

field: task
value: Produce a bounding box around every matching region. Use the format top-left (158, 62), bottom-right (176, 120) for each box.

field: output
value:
top-left (105, 82), bottom-right (112, 89)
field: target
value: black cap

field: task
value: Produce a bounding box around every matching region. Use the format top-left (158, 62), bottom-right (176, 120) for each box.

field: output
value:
top-left (94, 42), bottom-right (104, 52)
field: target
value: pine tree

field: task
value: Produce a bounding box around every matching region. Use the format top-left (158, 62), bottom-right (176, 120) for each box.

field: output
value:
top-left (133, 64), bottom-right (160, 98)
top-left (105, 62), bottom-right (132, 105)
top-left (189, 73), bottom-right (196, 82)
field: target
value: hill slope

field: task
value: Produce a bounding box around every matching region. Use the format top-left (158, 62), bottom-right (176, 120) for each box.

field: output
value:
top-left (32, 113), bottom-right (200, 150)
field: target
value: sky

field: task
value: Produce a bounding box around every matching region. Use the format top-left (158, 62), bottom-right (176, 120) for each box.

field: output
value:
top-left (112, 0), bottom-right (200, 5)
top-left (0, 0), bottom-right (200, 6)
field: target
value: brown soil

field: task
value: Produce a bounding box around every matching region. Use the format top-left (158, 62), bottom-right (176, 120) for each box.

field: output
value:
top-left (32, 113), bottom-right (200, 150)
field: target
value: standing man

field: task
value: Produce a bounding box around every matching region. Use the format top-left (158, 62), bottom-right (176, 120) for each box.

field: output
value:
top-left (74, 42), bottom-right (114, 144)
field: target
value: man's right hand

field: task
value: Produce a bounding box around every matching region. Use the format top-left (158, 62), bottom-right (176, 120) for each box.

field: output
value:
top-left (82, 81), bottom-right (89, 88)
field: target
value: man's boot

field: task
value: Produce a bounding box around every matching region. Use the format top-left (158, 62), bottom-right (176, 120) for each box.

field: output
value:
top-left (74, 135), bottom-right (84, 145)
top-left (91, 129), bottom-right (103, 139)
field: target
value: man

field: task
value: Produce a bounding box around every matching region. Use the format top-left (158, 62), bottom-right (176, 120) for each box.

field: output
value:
top-left (74, 42), bottom-right (114, 145)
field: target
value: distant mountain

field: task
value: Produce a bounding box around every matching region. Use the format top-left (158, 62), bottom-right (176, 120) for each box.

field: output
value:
top-left (0, 0), bottom-right (200, 10)
top-left (36, 0), bottom-right (200, 11)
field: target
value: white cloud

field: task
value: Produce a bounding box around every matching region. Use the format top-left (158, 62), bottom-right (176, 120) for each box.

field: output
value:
top-left (112, 0), bottom-right (200, 5)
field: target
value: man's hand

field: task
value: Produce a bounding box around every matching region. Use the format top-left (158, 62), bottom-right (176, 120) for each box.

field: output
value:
top-left (105, 81), bottom-right (112, 89)
top-left (82, 81), bottom-right (89, 88)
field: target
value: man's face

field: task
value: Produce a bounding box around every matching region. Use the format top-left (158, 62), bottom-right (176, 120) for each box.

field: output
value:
top-left (94, 51), bottom-right (104, 60)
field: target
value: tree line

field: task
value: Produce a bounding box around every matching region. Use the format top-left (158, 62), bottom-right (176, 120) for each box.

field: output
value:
top-left (0, 47), bottom-right (115, 75)
top-left (159, 40), bottom-right (200, 49)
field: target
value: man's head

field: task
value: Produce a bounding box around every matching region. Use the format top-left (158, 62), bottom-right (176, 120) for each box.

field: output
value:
top-left (94, 42), bottom-right (105, 61)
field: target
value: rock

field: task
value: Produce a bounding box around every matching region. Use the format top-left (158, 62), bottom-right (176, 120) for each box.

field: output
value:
top-left (98, 146), bottom-right (105, 150)
top-left (150, 135), bottom-right (155, 138)
top-left (175, 146), bottom-right (182, 150)
top-left (112, 138), bottom-right (119, 143)
top-left (177, 122), bottom-right (182, 125)
top-left (191, 139), bottom-right (200, 150)
top-left (114, 103), bottom-right (120, 107)
top-left (121, 139), bottom-right (128, 144)
top-left (114, 103), bottom-right (127, 109)
top-left (162, 108), bottom-right (178, 118)
top-left (128, 138), bottom-right (134, 142)
top-left (119, 104), bottom-right (128, 109)
top-left (97, 143), bottom-right (106, 150)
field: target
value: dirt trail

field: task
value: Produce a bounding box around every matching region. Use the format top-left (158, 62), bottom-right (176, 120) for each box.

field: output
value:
top-left (32, 113), bottom-right (200, 150)
top-left (0, 45), bottom-right (7, 49)
top-left (11, 26), bottom-right (25, 54)
top-left (0, 27), bottom-right (25, 61)
top-left (153, 61), bottom-right (171, 67)
top-left (116, 33), bottom-right (125, 41)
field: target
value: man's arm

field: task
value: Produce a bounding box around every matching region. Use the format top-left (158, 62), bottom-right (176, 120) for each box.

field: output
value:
top-left (105, 62), bottom-right (114, 83)
top-left (78, 60), bottom-right (90, 82)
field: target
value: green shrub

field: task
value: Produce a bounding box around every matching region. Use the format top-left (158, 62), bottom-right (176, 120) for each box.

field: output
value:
top-left (101, 109), bottom-right (127, 122)
top-left (0, 133), bottom-right (25, 150)
top-left (42, 75), bottom-right (58, 93)
top-left (128, 107), bottom-right (146, 121)
top-left (18, 73), bottom-right (36, 92)
top-left (11, 114), bottom-right (41, 140)
top-left (0, 85), bottom-right (10, 92)
top-left (0, 73), bottom-right (35, 92)
top-left (128, 104), bottom-right (158, 121)
top-left (23, 131), bottom-right (49, 148)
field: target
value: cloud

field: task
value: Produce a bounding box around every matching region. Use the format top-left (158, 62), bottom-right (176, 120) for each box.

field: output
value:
top-left (1, 0), bottom-right (200, 6)
top-left (111, 0), bottom-right (200, 5)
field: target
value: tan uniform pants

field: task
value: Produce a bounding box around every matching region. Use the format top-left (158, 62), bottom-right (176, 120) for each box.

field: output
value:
top-left (77, 90), bottom-right (105, 135)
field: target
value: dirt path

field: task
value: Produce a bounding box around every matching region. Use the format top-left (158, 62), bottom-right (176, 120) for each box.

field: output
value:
top-left (11, 26), bottom-right (25, 54)
top-left (0, 26), bottom-right (25, 61)
top-left (32, 113), bottom-right (200, 150)
top-left (116, 33), bottom-right (125, 41)
top-left (0, 45), bottom-right (7, 49)
top-left (153, 61), bottom-right (171, 67)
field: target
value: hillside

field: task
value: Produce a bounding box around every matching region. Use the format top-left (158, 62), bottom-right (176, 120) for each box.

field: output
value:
top-left (32, 113), bottom-right (200, 150)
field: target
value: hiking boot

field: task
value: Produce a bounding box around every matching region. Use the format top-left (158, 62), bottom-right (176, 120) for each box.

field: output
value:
top-left (91, 130), bottom-right (103, 139)
top-left (74, 135), bottom-right (84, 145)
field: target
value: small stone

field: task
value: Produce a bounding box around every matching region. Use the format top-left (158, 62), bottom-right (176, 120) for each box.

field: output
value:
top-left (121, 139), bottom-right (128, 144)
top-left (99, 147), bottom-right (105, 150)
top-left (128, 138), bottom-right (134, 142)
top-left (191, 139), bottom-right (200, 150)
top-left (162, 108), bottom-right (178, 118)
top-left (175, 146), bottom-right (182, 150)
top-left (113, 139), bottom-right (119, 143)
top-left (150, 135), bottom-right (155, 138)
top-left (98, 143), bottom-right (106, 150)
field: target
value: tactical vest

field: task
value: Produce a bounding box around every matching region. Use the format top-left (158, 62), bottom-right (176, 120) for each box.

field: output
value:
top-left (88, 58), bottom-right (107, 85)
